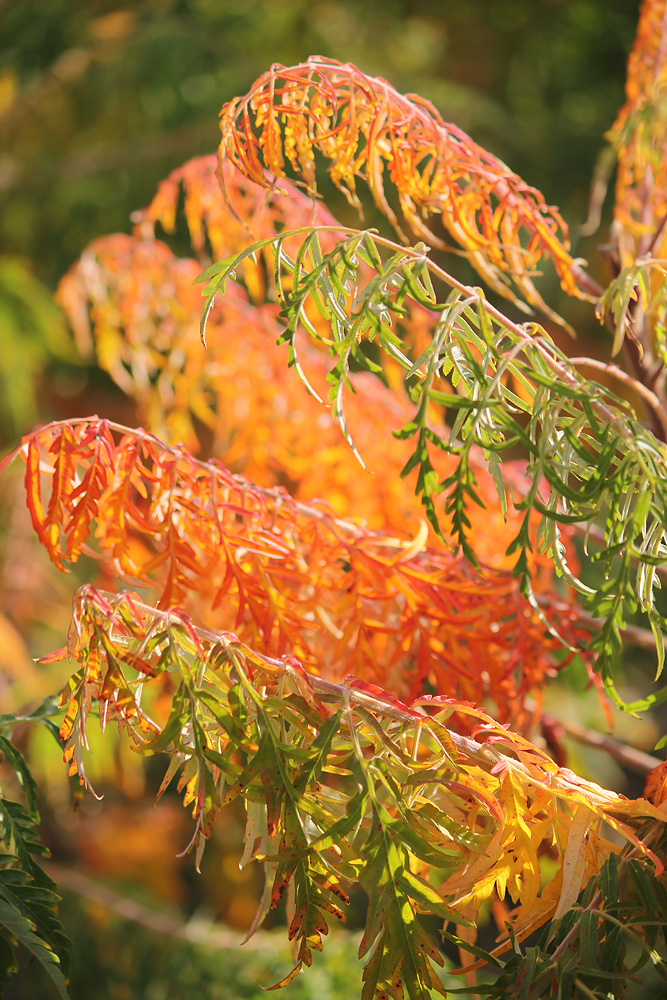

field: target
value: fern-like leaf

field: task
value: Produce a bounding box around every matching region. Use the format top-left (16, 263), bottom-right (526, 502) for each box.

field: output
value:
top-left (218, 57), bottom-right (598, 319)
top-left (0, 734), bottom-right (71, 998)
top-left (5, 418), bottom-right (593, 726)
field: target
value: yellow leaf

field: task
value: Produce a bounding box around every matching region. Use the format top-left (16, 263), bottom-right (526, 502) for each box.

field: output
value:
top-left (552, 805), bottom-right (591, 921)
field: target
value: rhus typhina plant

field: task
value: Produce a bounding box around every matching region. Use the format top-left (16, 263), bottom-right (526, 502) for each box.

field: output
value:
top-left (3, 3), bottom-right (667, 998)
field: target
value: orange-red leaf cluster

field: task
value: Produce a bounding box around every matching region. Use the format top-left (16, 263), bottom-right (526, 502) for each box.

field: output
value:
top-left (132, 154), bottom-right (342, 266)
top-left (57, 156), bottom-right (567, 583)
top-left (59, 585), bottom-right (667, 955)
top-left (218, 57), bottom-right (593, 315)
top-left (8, 418), bottom-right (591, 725)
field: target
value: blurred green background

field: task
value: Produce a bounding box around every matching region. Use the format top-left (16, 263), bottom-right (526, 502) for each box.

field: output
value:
top-left (0, 2), bottom-right (653, 998)
top-left (1, 0), bottom-right (638, 283)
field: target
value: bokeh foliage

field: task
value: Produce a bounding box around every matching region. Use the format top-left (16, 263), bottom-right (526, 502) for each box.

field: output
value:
top-left (1, 0), bottom-right (637, 289)
top-left (2, 3), bottom-right (664, 999)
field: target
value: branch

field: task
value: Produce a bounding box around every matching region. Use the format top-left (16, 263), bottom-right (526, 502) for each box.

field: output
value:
top-left (569, 355), bottom-right (667, 441)
top-left (114, 592), bottom-right (515, 774)
top-left (96, 590), bottom-right (664, 813)
top-left (534, 592), bottom-right (664, 652)
top-left (541, 710), bottom-right (662, 775)
top-left (43, 862), bottom-right (276, 951)
top-left (201, 225), bottom-right (640, 447)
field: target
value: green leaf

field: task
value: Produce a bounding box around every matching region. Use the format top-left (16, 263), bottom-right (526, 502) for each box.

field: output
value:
top-left (0, 735), bottom-right (40, 820)
top-left (0, 894), bottom-right (69, 999)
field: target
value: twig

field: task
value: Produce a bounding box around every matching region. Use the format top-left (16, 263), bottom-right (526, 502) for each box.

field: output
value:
top-left (43, 861), bottom-right (278, 952)
top-left (550, 893), bottom-right (601, 963)
top-left (534, 591), bottom-right (663, 652)
top-left (569, 355), bottom-right (667, 441)
top-left (541, 710), bottom-right (661, 775)
top-left (87, 588), bottom-right (665, 814)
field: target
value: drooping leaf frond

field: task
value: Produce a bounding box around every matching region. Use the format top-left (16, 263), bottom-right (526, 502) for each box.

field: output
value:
top-left (0, 728), bottom-right (71, 999)
top-left (611, 0), bottom-right (667, 264)
top-left (53, 585), bottom-right (667, 996)
top-left (199, 226), bottom-right (667, 704)
top-left (477, 844), bottom-right (667, 999)
top-left (132, 153), bottom-right (343, 266)
top-left (596, 257), bottom-right (667, 357)
top-left (2, 418), bottom-right (591, 724)
top-left (6, 15), bottom-right (667, 997)
top-left (606, 1), bottom-right (667, 388)
top-left (218, 57), bottom-right (597, 317)
top-left (57, 222), bottom-right (564, 581)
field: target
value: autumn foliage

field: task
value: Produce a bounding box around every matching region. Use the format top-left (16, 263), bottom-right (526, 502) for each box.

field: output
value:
top-left (3, 5), bottom-right (667, 999)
